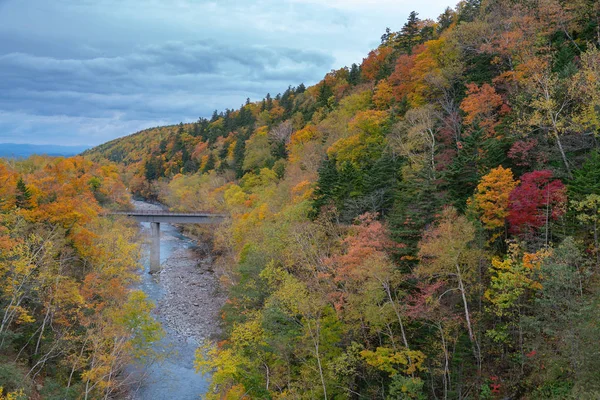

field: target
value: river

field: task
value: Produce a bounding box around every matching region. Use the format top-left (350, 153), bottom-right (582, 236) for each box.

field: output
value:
top-left (126, 200), bottom-right (225, 399)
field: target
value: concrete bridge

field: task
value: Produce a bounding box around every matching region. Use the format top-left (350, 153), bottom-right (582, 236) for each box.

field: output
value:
top-left (108, 210), bottom-right (227, 272)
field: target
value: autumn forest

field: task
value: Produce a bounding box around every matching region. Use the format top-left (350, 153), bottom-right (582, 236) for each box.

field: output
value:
top-left (2, 0), bottom-right (600, 398)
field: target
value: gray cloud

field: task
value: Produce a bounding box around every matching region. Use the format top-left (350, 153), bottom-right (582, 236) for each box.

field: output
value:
top-left (0, 0), bottom-right (449, 145)
top-left (0, 40), bottom-right (334, 144)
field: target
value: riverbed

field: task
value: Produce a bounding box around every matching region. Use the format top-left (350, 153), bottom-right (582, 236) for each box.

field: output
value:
top-left (126, 200), bottom-right (225, 399)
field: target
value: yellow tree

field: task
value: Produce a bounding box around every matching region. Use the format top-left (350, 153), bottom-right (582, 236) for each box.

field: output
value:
top-left (417, 207), bottom-right (482, 368)
top-left (470, 166), bottom-right (518, 243)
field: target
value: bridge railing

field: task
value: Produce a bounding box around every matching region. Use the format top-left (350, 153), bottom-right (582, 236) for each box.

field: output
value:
top-left (105, 210), bottom-right (228, 218)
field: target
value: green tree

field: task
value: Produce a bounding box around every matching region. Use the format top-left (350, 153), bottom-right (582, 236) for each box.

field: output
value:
top-left (15, 177), bottom-right (32, 209)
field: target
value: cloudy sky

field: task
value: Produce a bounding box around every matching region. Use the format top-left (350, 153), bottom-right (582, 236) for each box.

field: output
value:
top-left (0, 0), bottom-right (450, 146)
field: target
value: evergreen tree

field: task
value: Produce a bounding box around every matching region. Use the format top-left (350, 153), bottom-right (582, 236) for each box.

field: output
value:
top-left (233, 131), bottom-right (249, 178)
top-left (280, 86), bottom-right (294, 116)
top-left (398, 11), bottom-right (421, 54)
top-left (202, 153), bottom-right (216, 173)
top-left (363, 152), bottom-right (401, 217)
top-left (15, 177), bottom-right (32, 209)
top-left (348, 63), bottom-right (361, 85)
top-left (437, 7), bottom-right (454, 33)
top-left (159, 139), bottom-right (168, 153)
top-left (457, 0), bottom-right (481, 23)
top-left (381, 27), bottom-right (393, 44)
top-left (569, 150), bottom-right (600, 198)
top-left (144, 157), bottom-right (161, 181)
top-left (238, 106), bottom-right (255, 127)
top-left (337, 161), bottom-right (365, 222)
top-left (312, 156), bottom-right (339, 217)
top-left (443, 129), bottom-right (506, 211)
top-left (317, 83), bottom-right (333, 108)
top-left (183, 159), bottom-right (199, 174)
top-left (389, 177), bottom-right (442, 268)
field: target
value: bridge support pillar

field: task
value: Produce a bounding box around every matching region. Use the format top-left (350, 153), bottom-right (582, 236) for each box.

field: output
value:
top-left (150, 222), bottom-right (160, 273)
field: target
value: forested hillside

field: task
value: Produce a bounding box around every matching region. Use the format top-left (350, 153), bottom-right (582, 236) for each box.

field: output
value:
top-left (86, 0), bottom-right (600, 398)
top-left (0, 157), bottom-right (162, 399)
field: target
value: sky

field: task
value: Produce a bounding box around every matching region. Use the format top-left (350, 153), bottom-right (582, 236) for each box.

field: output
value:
top-left (0, 0), bottom-right (451, 146)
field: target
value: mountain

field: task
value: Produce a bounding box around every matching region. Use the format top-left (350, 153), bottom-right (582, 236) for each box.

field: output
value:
top-left (0, 143), bottom-right (90, 158)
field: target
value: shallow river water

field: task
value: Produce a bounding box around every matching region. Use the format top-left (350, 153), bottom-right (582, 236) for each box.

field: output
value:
top-left (126, 201), bottom-right (224, 399)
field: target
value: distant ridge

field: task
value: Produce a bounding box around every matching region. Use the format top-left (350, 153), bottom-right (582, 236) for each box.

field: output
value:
top-left (0, 143), bottom-right (90, 158)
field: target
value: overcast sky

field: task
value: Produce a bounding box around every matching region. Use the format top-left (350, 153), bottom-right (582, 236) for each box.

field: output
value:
top-left (0, 0), bottom-right (450, 146)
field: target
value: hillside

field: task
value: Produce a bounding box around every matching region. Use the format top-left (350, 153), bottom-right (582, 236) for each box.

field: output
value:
top-left (85, 0), bottom-right (600, 398)
top-left (0, 156), bottom-right (162, 399)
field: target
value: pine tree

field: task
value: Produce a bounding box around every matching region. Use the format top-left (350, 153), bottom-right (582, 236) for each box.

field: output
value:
top-left (202, 153), bottom-right (216, 173)
top-left (144, 157), bottom-right (160, 181)
top-left (437, 7), bottom-right (454, 33)
top-left (569, 150), bottom-right (600, 199)
top-left (398, 11), bottom-right (421, 54)
top-left (363, 152), bottom-right (401, 217)
top-left (317, 83), bottom-right (333, 108)
top-left (348, 63), bottom-right (361, 85)
top-left (312, 156), bottom-right (339, 217)
top-left (15, 177), bottom-right (32, 209)
top-left (389, 177), bottom-right (443, 269)
top-left (233, 131), bottom-right (249, 178)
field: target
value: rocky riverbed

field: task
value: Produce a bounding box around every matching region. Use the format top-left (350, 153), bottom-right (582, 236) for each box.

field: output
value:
top-left (126, 200), bottom-right (225, 399)
top-left (153, 244), bottom-right (224, 342)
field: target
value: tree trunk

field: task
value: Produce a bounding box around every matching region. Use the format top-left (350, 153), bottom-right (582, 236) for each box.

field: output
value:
top-left (307, 320), bottom-right (328, 400)
top-left (554, 132), bottom-right (572, 179)
top-left (35, 304), bottom-right (52, 355)
top-left (438, 323), bottom-right (450, 400)
top-left (456, 264), bottom-right (481, 370)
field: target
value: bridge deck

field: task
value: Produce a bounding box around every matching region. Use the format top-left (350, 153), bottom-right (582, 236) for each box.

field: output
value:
top-left (106, 210), bottom-right (227, 224)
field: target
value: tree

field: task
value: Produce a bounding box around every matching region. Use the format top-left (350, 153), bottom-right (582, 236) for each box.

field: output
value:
top-left (485, 243), bottom-right (549, 348)
top-left (569, 150), bottom-right (600, 198)
top-left (372, 79), bottom-right (394, 110)
top-left (437, 7), bottom-right (455, 32)
top-left (572, 195), bottom-right (600, 265)
top-left (202, 153), bottom-right (216, 173)
top-left (573, 48), bottom-right (600, 136)
top-left (348, 63), bottom-right (361, 85)
top-left (508, 170), bottom-right (567, 242)
top-left (523, 238), bottom-right (600, 395)
top-left (517, 57), bottom-right (578, 178)
top-left (15, 177), bottom-right (32, 209)
top-left (398, 11), bottom-right (422, 54)
top-left (470, 166), bottom-right (518, 242)
top-left (390, 105), bottom-right (440, 181)
top-left (417, 207), bottom-right (481, 367)
top-left (460, 83), bottom-right (505, 138)
top-left (361, 47), bottom-right (393, 81)
top-left (243, 128), bottom-right (275, 172)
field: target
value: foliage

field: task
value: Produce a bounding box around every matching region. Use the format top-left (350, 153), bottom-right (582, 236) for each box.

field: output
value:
top-left (0, 157), bottom-right (161, 399)
top-left (80, 1), bottom-right (600, 397)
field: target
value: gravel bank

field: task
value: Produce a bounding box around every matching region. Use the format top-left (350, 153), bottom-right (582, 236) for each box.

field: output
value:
top-left (153, 244), bottom-right (225, 342)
